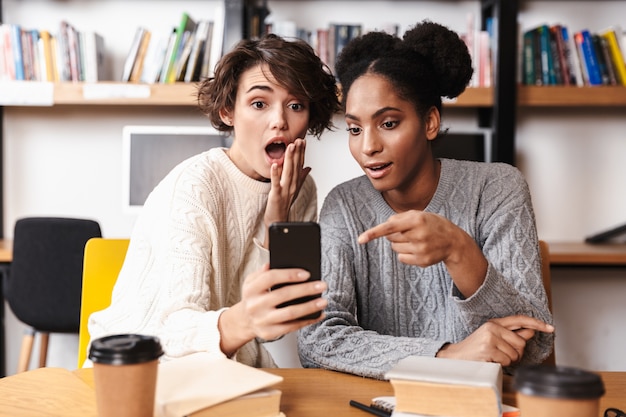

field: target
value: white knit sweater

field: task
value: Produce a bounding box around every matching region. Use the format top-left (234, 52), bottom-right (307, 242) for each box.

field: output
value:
top-left (89, 147), bottom-right (317, 367)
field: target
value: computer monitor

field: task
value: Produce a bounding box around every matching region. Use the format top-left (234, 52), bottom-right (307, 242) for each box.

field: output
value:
top-left (431, 129), bottom-right (492, 163)
top-left (122, 125), bottom-right (231, 212)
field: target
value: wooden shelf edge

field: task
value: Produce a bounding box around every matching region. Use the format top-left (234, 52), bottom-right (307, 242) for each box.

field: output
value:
top-left (519, 86), bottom-right (626, 107)
top-left (0, 81), bottom-right (200, 106)
top-left (51, 85), bottom-right (624, 107)
top-left (1, 81), bottom-right (493, 108)
top-left (446, 87), bottom-right (493, 107)
top-left (53, 82), bottom-right (199, 106)
top-left (547, 241), bottom-right (626, 266)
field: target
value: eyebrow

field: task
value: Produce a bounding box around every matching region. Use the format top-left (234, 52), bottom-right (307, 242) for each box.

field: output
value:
top-left (245, 85), bottom-right (273, 94)
top-left (345, 106), bottom-right (402, 121)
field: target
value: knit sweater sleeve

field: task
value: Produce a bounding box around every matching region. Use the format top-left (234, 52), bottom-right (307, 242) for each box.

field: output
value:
top-left (448, 162), bottom-right (554, 368)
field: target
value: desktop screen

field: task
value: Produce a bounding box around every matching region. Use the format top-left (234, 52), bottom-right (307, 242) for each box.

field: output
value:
top-left (122, 125), bottom-right (231, 212)
top-left (431, 130), bottom-right (492, 163)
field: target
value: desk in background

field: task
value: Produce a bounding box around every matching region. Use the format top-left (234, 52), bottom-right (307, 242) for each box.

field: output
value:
top-left (0, 240), bottom-right (11, 263)
top-left (548, 242), bottom-right (626, 266)
top-left (2, 240), bottom-right (626, 267)
top-left (0, 367), bottom-right (624, 416)
top-left (0, 239), bottom-right (10, 377)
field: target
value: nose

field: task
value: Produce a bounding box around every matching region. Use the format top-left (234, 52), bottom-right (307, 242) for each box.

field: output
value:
top-left (270, 107), bottom-right (288, 131)
top-left (361, 129), bottom-right (382, 156)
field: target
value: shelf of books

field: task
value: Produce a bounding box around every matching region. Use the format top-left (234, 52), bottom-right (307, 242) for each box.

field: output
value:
top-left (519, 23), bottom-right (626, 89)
top-left (517, 20), bottom-right (626, 107)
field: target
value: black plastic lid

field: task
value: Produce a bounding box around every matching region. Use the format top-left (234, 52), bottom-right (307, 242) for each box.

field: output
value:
top-left (513, 365), bottom-right (605, 400)
top-left (89, 334), bottom-right (164, 365)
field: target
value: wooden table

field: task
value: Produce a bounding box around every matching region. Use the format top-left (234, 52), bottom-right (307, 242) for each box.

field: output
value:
top-left (266, 370), bottom-right (626, 416)
top-left (1, 366), bottom-right (624, 416)
top-left (73, 366), bottom-right (395, 416)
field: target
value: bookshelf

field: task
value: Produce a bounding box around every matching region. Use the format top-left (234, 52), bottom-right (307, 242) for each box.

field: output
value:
top-left (0, 0), bottom-right (625, 239)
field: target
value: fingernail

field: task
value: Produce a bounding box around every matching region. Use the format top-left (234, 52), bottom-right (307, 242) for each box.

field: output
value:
top-left (297, 271), bottom-right (310, 279)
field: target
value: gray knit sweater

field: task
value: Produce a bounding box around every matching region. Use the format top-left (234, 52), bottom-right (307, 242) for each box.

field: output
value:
top-left (298, 158), bottom-right (554, 379)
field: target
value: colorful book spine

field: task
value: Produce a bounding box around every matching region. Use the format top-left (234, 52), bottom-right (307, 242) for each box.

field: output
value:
top-left (600, 28), bottom-right (626, 86)
top-left (20, 29), bottom-right (35, 81)
top-left (549, 24), bottom-right (566, 85)
top-left (315, 28), bottom-right (329, 68)
top-left (560, 25), bottom-right (581, 86)
top-left (158, 28), bottom-right (177, 83)
top-left (573, 31), bottom-right (590, 85)
top-left (164, 12), bottom-right (197, 83)
top-left (577, 29), bottom-right (603, 85)
top-left (531, 26), bottom-right (544, 85)
top-left (129, 30), bottom-right (151, 82)
top-left (10, 24), bottom-right (25, 80)
top-left (538, 25), bottom-right (555, 85)
top-left (66, 22), bottom-right (81, 81)
top-left (595, 34), bottom-right (617, 85)
top-left (333, 24), bottom-right (351, 70)
top-left (522, 29), bottom-right (536, 85)
top-left (479, 30), bottom-right (492, 87)
top-left (121, 27), bottom-right (147, 82)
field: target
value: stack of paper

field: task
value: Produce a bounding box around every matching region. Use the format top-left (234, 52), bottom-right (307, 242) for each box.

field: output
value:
top-left (155, 352), bottom-right (284, 417)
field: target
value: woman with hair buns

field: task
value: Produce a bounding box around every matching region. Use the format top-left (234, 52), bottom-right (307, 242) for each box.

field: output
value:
top-left (298, 21), bottom-right (554, 379)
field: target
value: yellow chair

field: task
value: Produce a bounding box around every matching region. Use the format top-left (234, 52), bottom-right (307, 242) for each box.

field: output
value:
top-left (77, 238), bottom-right (130, 368)
top-left (538, 240), bottom-right (556, 366)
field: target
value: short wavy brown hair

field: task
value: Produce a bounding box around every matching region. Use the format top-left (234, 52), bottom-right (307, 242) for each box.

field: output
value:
top-left (197, 34), bottom-right (340, 139)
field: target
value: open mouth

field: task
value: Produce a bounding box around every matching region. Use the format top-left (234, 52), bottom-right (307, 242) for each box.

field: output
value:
top-left (364, 161), bottom-right (392, 179)
top-left (367, 162), bottom-right (392, 171)
top-left (266, 141), bottom-right (287, 161)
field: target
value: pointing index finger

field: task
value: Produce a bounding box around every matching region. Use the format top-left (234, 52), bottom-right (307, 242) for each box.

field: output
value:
top-left (358, 221), bottom-right (402, 244)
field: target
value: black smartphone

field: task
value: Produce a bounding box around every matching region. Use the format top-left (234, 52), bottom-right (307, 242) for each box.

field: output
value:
top-left (269, 221), bottom-right (322, 320)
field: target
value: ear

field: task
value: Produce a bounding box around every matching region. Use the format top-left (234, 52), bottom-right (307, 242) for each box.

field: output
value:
top-left (219, 109), bottom-right (233, 126)
top-left (424, 107), bottom-right (441, 141)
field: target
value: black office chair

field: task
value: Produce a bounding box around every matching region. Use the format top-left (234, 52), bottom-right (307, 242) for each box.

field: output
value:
top-left (4, 217), bottom-right (102, 373)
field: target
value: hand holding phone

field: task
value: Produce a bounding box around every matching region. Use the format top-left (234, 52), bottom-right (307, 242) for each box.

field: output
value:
top-left (269, 221), bottom-right (322, 320)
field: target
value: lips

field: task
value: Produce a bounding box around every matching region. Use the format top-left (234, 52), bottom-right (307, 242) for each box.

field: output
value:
top-left (364, 162), bottom-right (392, 179)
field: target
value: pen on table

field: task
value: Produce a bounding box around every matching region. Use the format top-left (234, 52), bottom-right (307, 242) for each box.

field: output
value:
top-left (349, 400), bottom-right (392, 417)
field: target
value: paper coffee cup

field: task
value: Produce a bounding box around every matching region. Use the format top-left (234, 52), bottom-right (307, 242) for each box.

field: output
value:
top-left (513, 365), bottom-right (605, 417)
top-left (89, 334), bottom-right (164, 417)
